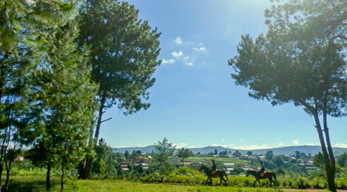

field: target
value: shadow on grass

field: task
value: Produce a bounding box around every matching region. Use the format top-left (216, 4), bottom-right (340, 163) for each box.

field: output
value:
top-left (4, 176), bottom-right (60, 192)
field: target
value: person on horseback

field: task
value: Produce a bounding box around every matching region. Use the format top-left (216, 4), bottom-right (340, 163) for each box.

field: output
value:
top-left (212, 159), bottom-right (216, 171)
top-left (208, 159), bottom-right (217, 175)
top-left (258, 160), bottom-right (265, 177)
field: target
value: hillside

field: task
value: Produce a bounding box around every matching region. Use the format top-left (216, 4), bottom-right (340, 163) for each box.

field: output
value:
top-left (114, 145), bottom-right (347, 156)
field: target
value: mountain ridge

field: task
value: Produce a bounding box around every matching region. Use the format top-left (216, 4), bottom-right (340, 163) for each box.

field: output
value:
top-left (114, 145), bottom-right (347, 156)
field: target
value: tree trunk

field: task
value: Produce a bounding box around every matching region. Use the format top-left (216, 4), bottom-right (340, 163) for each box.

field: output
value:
top-left (323, 111), bottom-right (336, 191)
top-left (46, 164), bottom-right (51, 191)
top-left (300, 100), bottom-right (336, 192)
top-left (78, 159), bottom-right (86, 179)
top-left (61, 163), bottom-right (64, 192)
top-left (85, 157), bottom-right (93, 179)
top-left (313, 114), bottom-right (336, 192)
top-left (0, 162), bottom-right (3, 186)
top-left (4, 162), bottom-right (11, 192)
top-left (83, 91), bottom-right (106, 179)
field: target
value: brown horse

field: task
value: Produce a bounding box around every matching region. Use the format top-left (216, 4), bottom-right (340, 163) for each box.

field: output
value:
top-left (246, 170), bottom-right (277, 187)
top-left (199, 165), bottom-right (229, 186)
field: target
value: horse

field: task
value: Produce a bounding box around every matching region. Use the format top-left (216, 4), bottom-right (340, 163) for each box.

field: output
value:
top-left (246, 170), bottom-right (277, 187)
top-left (199, 164), bottom-right (229, 186)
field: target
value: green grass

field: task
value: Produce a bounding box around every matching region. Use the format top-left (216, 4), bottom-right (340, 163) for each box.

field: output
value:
top-left (4, 175), bottom-right (332, 192)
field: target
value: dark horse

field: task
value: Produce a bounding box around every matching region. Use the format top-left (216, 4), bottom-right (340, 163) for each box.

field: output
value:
top-left (246, 170), bottom-right (277, 187)
top-left (199, 165), bottom-right (229, 186)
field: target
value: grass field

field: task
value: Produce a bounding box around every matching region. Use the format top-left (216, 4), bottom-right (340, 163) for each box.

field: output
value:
top-left (5, 175), bottom-right (334, 192)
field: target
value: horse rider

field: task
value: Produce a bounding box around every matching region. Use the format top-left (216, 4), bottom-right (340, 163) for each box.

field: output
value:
top-left (258, 160), bottom-right (265, 177)
top-left (209, 159), bottom-right (217, 175)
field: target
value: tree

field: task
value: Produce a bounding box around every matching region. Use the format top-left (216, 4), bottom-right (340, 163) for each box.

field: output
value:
top-left (214, 149), bottom-right (218, 155)
top-left (229, 1), bottom-right (347, 191)
top-left (266, 150), bottom-right (274, 160)
top-left (177, 148), bottom-right (193, 166)
top-left (337, 153), bottom-right (347, 167)
top-left (273, 156), bottom-right (285, 167)
top-left (233, 150), bottom-right (242, 158)
top-left (28, 18), bottom-right (97, 191)
top-left (1, 0), bottom-right (96, 191)
top-left (247, 151), bottom-right (253, 156)
top-left (219, 150), bottom-right (228, 158)
top-left (77, 0), bottom-right (161, 179)
top-left (150, 138), bottom-right (175, 179)
top-left (92, 138), bottom-right (117, 177)
top-left (295, 151), bottom-right (301, 160)
top-left (124, 151), bottom-right (130, 160)
top-left (313, 152), bottom-right (325, 170)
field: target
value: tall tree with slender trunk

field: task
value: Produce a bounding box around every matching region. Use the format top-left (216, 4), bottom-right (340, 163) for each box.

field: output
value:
top-left (229, 1), bottom-right (347, 191)
top-left (1, 0), bottom-right (98, 191)
top-left (77, 0), bottom-right (161, 179)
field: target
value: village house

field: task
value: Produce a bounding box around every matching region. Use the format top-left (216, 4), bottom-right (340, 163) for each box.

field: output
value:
top-left (224, 163), bottom-right (235, 175)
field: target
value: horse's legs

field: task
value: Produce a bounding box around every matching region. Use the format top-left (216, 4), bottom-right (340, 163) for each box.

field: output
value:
top-left (253, 180), bottom-right (257, 188)
top-left (204, 178), bottom-right (209, 186)
top-left (219, 176), bottom-right (226, 185)
top-left (222, 177), bottom-right (226, 185)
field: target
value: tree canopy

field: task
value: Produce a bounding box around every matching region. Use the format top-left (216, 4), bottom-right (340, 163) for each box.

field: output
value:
top-left (77, 0), bottom-right (161, 178)
top-left (229, 0), bottom-right (347, 191)
top-left (150, 138), bottom-right (176, 177)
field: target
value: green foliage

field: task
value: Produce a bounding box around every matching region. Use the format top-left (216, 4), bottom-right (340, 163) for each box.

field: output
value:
top-left (1, 0), bottom-right (97, 191)
top-left (265, 151), bottom-right (274, 160)
top-left (76, 0), bottom-right (161, 178)
top-left (233, 150), bottom-right (242, 158)
top-left (177, 148), bottom-right (193, 164)
top-left (272, 156), bottom-right (285, 167)
top-left (150, 138), bottom-right (176, 177)
top-left (92, 157), bottom-right (105, 175)
top-left (229, 0), bottom-right (347, 190)
top-left (313, 152), bottom-right (325, 170)
top-left (337, 153), bottom-right (347, 167)
top-left (92, 138), bottom-right (117, 177)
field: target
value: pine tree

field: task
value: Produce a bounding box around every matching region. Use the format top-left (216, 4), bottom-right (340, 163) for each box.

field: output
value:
top-left (77, 0), bottom-right (161, 179)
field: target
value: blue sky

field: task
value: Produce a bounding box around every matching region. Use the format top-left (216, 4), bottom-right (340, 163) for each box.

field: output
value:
top-left (100, 0), bottom-right (347, 150)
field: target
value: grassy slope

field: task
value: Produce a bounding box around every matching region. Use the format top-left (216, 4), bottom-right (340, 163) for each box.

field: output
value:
top-left (5, 175), bottom-right (331, 192)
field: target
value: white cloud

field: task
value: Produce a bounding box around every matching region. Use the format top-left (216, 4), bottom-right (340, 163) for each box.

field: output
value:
top-left (173, 37), bottom-right (183, 44)
top-left (293, 139), bottom-right (299, 145)
top-left (185, 62), bottom-right (193, 66)
top-left (193, 47), bottom-right (207, 52)
top-left (162, 59), bottom-right (175, 64)
top-left (174, 143), bottom-right (187, 148)
top-left (240, 139), bottom-right (246, 142)
top-left (171, 51), bottom-right (183, 58)
top-left (222, 139), bottom-right (226, 142)
top-left (333, 143), bottom-right (347, 148)
top-left (183, 56), bottom-right (190, 61)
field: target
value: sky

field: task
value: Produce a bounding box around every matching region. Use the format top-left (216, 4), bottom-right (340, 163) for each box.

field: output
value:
top-left (99, 0), bottom-right (347, 150)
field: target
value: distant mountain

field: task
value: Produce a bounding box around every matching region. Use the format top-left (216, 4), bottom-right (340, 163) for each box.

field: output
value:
top-left (114, 145), bottom-right (347, 156)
